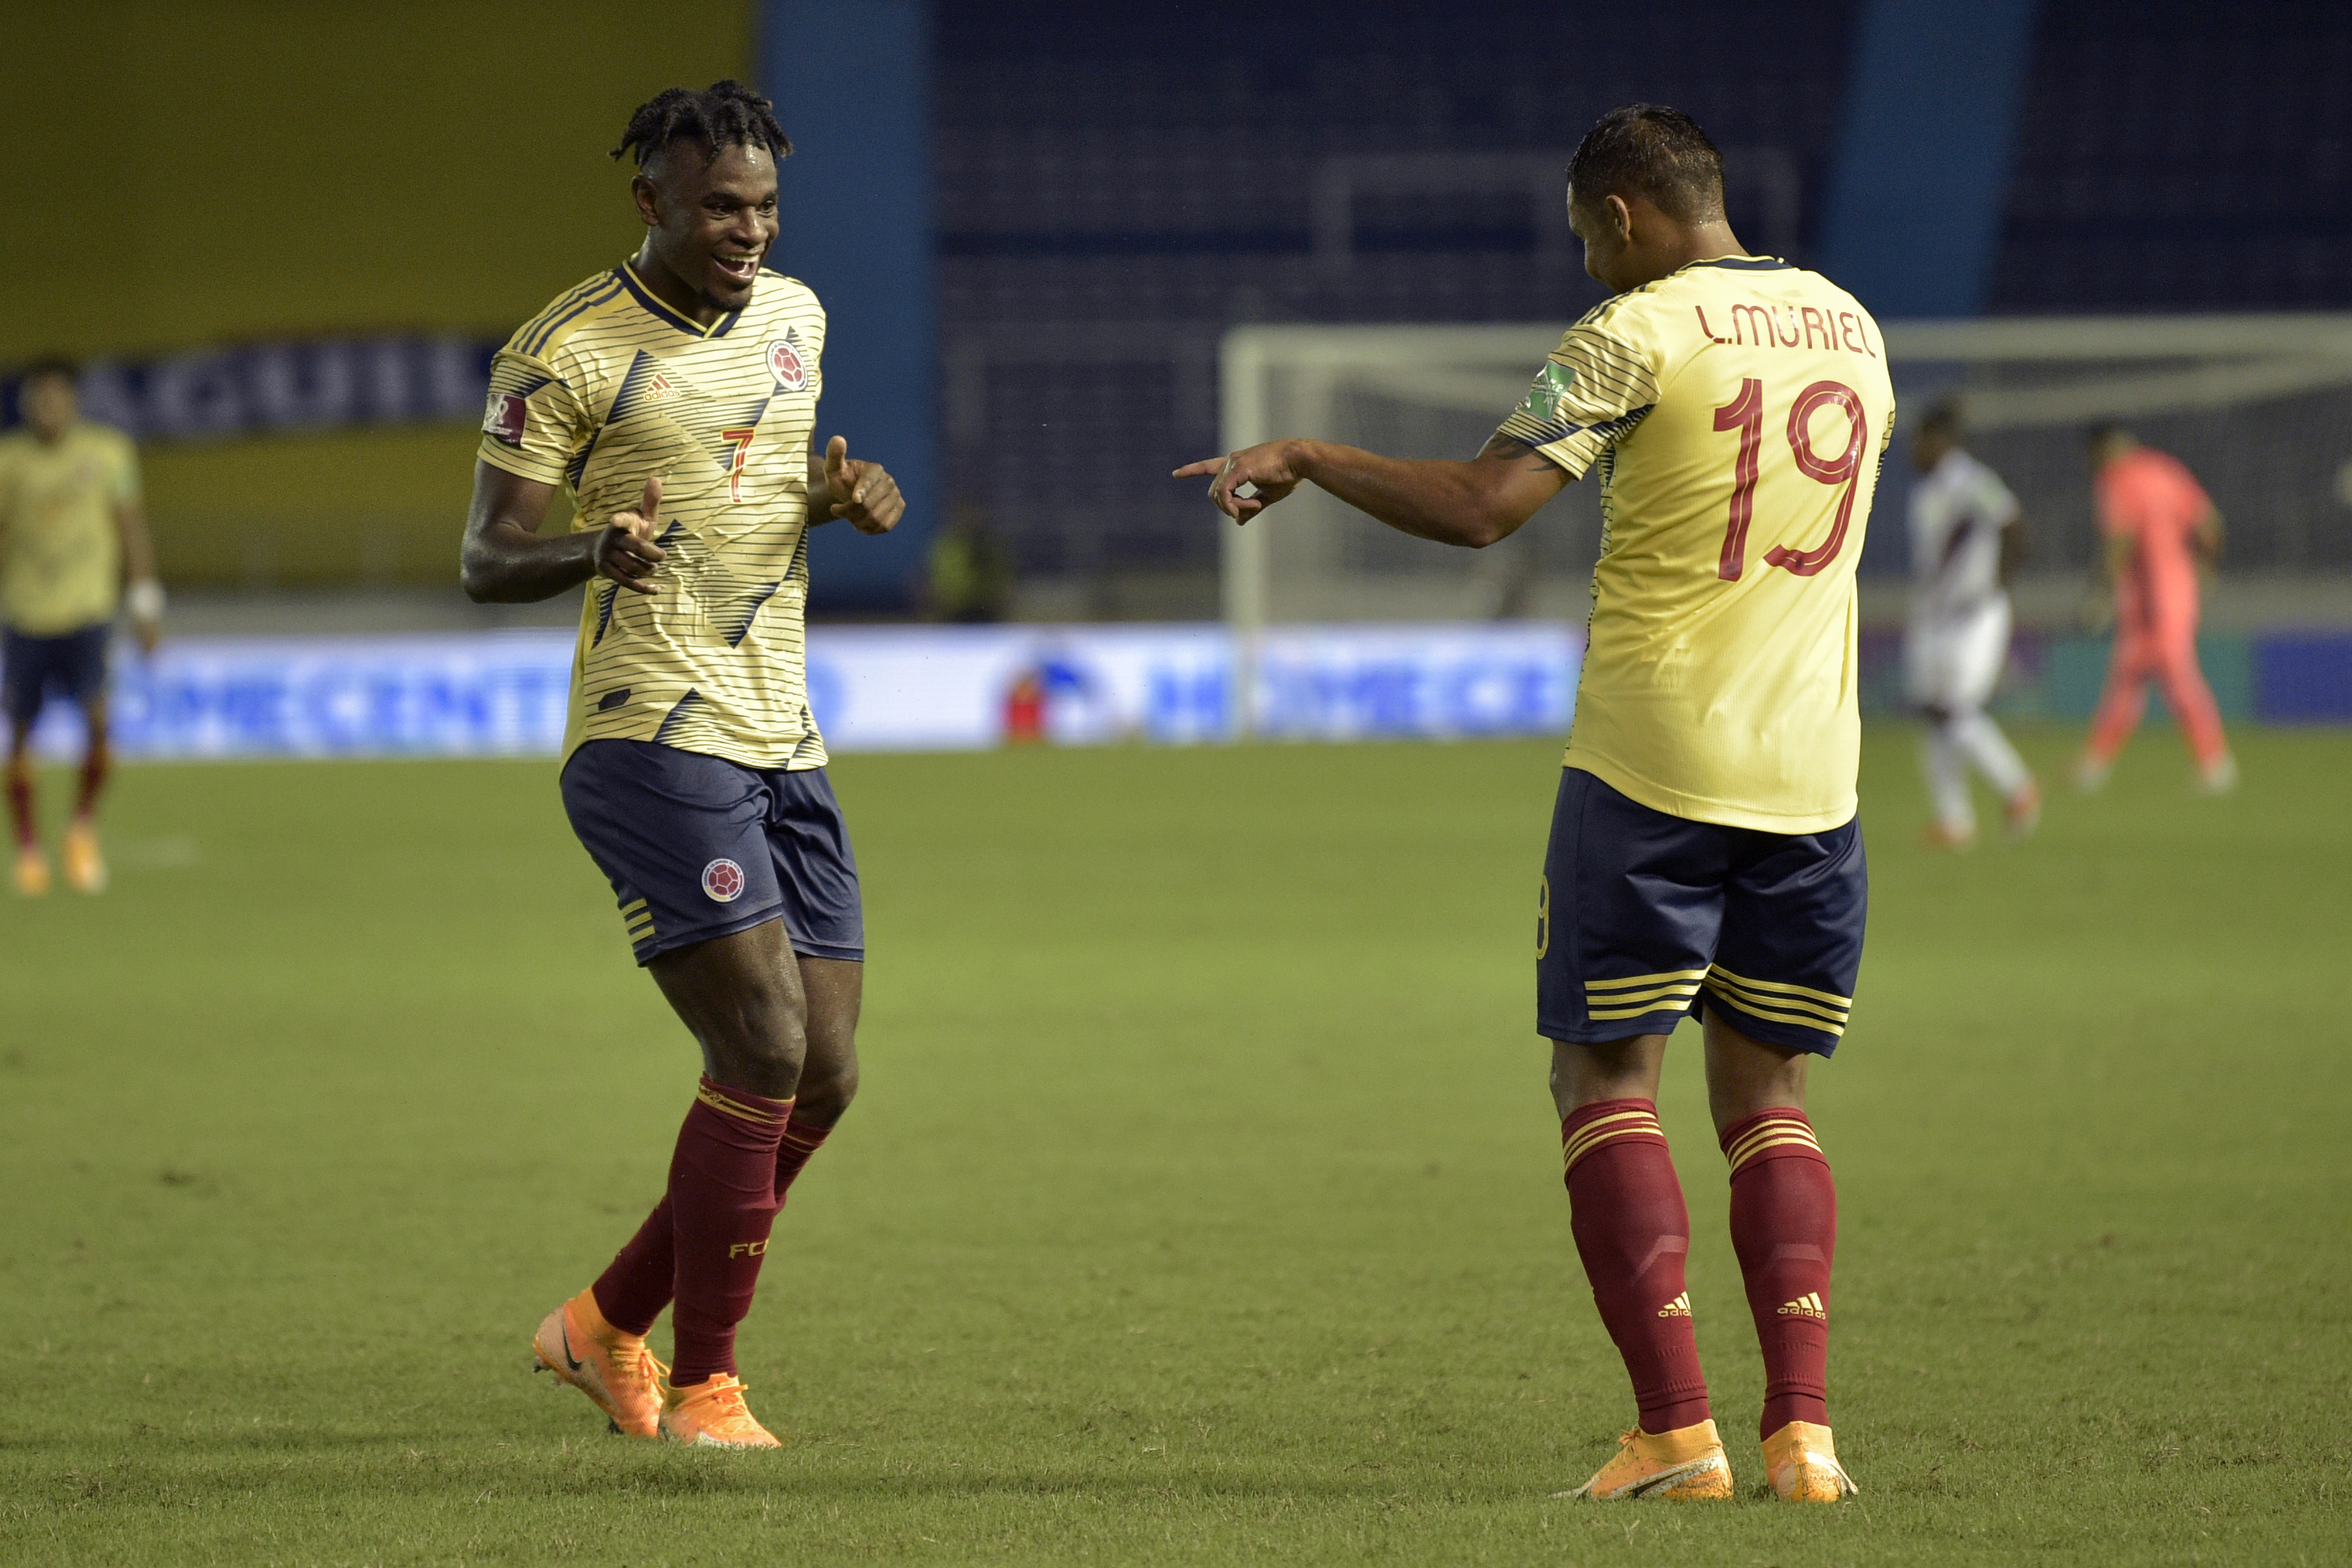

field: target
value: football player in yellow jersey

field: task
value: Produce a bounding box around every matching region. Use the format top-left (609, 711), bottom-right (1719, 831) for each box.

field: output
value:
top-left (0, 359), bottom-right (164, 897)
top-left (1178, 106), bottom-right (1889, 1503)
top-left (459, 83), bottom-right (904, 1450)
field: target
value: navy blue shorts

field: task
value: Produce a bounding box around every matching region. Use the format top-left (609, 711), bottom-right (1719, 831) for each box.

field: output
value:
top-left (3, 623), bottom-right (110, 728)
top-left (560, 739), bottom-right (864, 966)
top-left (1536, 767), bottom-right (1866, 1057)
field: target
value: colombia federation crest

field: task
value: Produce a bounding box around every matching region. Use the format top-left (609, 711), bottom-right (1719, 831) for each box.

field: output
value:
top-left (702, 857), bottom-right (747, 903)
top-left (767, 337), bottom-right (807, 391)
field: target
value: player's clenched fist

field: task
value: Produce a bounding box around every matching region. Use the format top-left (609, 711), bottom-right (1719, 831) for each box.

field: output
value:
top-left (595, 474), bottom-right (669, 594)
top-left (823, 435), bottom-right (904, 535)
top-left (1172, 440), bottom-right (1307, 523)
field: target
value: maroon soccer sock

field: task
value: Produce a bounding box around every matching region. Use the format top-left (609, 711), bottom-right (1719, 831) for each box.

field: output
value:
top-left (1720, 1107), bottom-right (1837, 1438)
top-left (1560, 1098), bottom-right (1711, 1433)
top-left (666, 1077), bottom-right (793, 1387)
top-left (590, 1110), bottom-right (837, 1339)
top-left (72, 738), bottom-right (110, 822)
top-left (5, 762), bottom-right (33, 850)
top-left (590, 1194), bottom-right (675, 1339)
top-left (774, 1116), bottom-right (834, 1203)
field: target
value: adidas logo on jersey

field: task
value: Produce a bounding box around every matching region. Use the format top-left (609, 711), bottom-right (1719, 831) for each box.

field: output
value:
top-left (1778, 1292), bottom-right (1827, 1320)
top-left (1656, 1291), bottom-right (1692, 1318)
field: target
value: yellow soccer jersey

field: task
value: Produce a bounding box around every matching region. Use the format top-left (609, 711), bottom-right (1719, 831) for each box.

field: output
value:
top-left (1496, 256), bottom-right (1896, 833)
top-left (0, 422), bottom-right (138, 636)
top-left (478, 262), bottom-right (829, 769)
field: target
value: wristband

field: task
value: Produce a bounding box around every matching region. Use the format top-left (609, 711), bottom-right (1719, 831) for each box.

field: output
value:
top-left (127, 580), bottom-right (166, 621)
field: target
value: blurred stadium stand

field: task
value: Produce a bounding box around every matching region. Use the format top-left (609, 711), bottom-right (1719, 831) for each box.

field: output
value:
top-left (939, 0), bottom-right (2352, 612)
top-left (935, 0), bottom-right (1861, 610)
top-left (2, 0), bottom-right (2348, 627)
top-left (1991, 0), bottom-right (2352, 314)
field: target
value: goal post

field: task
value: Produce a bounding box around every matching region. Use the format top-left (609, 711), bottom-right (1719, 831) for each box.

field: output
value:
top-left (1220, 322), bottom-right (1577, 626)
top-left (1219, 324), bottom-right (1588, 734)
top-left (1218, 312), bottom-right (2352, 718)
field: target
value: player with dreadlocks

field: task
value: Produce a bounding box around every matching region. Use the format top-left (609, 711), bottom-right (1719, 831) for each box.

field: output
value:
top-left (461, 80), bottom-right (904, 1448)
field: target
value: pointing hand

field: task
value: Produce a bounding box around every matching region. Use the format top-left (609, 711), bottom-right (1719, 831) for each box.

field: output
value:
top-left (594, 474), bottom-right (668, 595)
top-left (1172, 440), bottom-right (1305, 523)
top-left (823, 435), bottom-right (904, 535)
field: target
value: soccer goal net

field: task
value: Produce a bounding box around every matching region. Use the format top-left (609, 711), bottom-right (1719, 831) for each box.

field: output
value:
top-left (1218, 312), bottom-right (2352, 629)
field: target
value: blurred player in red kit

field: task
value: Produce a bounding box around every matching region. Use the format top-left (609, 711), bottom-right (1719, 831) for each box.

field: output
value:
top-left (2077, 425), bottom-right (2234, 793)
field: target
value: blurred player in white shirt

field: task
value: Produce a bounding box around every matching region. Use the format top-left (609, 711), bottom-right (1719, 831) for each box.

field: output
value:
top-left (1905, 403), bottom-right (2039, 847)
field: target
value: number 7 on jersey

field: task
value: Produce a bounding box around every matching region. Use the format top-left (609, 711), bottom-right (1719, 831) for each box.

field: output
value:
top-left (721, 426), bottom-right (758, 503)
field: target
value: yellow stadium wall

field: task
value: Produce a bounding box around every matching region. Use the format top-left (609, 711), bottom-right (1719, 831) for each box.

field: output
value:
top-left (0, 1), bottom-right (752, 587)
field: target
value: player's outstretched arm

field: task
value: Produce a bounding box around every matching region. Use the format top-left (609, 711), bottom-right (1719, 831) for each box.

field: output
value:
top-left (461, 464), bottom-right (668, 602)
top-left (806, 436), bottom-right (905, 536)
top-left (1172, 433), bottom-right (1568, 548)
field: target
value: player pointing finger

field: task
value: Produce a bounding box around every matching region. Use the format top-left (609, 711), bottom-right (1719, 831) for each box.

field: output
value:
top-left (1172, 444), bottom-right (1304, 524)
top-left (594, 474), bottom-right (668, 594)
top-left (818, 434), bottom-right (904, 535)
top-left (1170, 104), bottom-right (1892, 1503)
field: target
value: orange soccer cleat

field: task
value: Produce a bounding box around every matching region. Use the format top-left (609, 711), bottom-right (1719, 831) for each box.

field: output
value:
top-left (13, 845), bottom-right (50, 897)
top-left (1559, 1419), bottom-right (1734, 1500)
top-left (2004, 779), bottom-right (2043, 840)
top-left (1921, 820), bottom-right (1977, 852)
top-left (60, 821), bottom-right (106, 893)
top-left (1761, 1420), bottom-right (1859, 1501)
top-left (532, 1288), bottom-right (667, 1438)
top-left (659, 1373), bottom-right (781, 1449)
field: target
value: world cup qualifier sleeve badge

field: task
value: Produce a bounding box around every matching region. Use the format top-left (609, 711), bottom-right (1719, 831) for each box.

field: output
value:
top-left (482, 391), bottom-right (527, 446)
top-left (767, 337), bottom-right (808, 391)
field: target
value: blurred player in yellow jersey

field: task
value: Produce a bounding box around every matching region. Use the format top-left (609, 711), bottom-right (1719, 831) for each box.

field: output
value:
top-left (0, 359), bottom-right (164, 896)
top-left (459, 82), bottom-right (903, 1449)
top-left (1180, 105), bottom-right (1888, 1503)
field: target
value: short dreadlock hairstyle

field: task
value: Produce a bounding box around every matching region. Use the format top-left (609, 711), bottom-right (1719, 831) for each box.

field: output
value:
top-left (612, 80), bottom-right (792, 170)
top-left (1566, 105), bottom-right (1724, 224)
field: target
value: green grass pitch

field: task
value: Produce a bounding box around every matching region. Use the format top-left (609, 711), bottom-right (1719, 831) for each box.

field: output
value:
top-left (2, 726), bottom-right (2346, 1565)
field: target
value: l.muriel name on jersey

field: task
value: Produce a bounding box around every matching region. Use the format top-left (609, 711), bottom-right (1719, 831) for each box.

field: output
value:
top-left (1693, 302), bottom-right (1878, 358)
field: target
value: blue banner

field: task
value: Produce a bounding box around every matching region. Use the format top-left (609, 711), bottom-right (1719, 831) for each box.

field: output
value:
top-left (25, 623), bottom-right (1584, 760)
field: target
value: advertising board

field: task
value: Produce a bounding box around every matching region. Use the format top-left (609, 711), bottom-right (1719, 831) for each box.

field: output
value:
top-left (24, 623), bottom-right (1582, 760)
